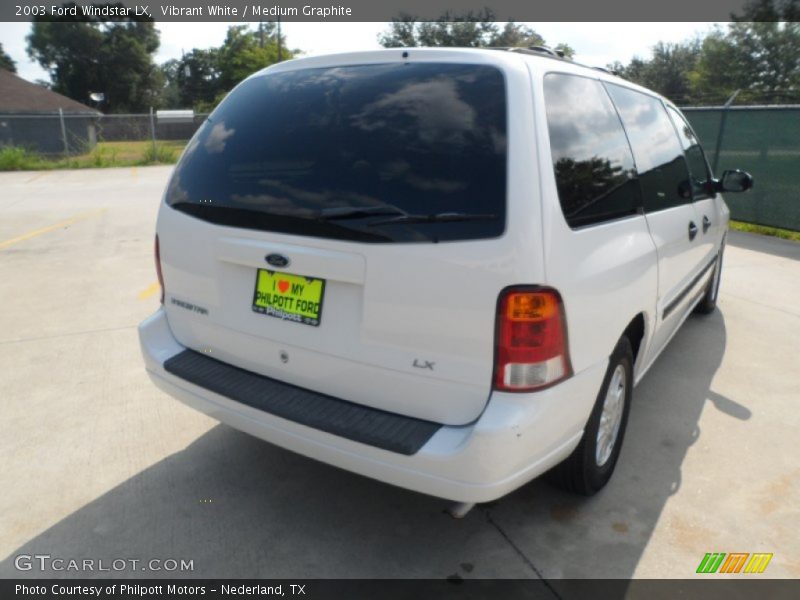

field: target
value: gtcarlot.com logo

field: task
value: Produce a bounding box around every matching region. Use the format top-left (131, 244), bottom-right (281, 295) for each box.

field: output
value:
top-left (696, 552), bottom-right (773, 574)
top-left (14, 554), bottom-right (194, 573)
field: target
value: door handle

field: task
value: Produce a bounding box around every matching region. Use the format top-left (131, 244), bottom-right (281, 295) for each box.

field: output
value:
top-left (688, 221), bottom-right (698, 241)
top-left (702, 215), bottom-right (711, 233)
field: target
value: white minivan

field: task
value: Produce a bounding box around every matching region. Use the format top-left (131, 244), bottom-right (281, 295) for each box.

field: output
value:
top-left (139, 47), bottom-right (752, 507)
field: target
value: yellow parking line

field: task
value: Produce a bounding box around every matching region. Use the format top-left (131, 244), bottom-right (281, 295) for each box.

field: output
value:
top-left (138, 282), bottom-right (160, 300)
top-left (25, 172), bottom-right (48, 184)
top-left (0, 208), bottom-right (106, 250)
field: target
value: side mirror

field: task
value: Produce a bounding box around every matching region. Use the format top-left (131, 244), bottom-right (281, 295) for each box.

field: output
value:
top-left (714, 169), bottom-right (754, 193)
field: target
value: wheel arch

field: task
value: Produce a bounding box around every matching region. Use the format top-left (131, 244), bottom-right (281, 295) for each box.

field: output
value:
top-left (621, 312), bottom-right (646, 370)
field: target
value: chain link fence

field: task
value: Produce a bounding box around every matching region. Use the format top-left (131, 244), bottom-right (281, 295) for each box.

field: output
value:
top-left (682, 105), bottom-right (800, 232)
top-left (0, 110), bottom-right (209, 160)
top-left (1, 105), bottom-right (798, 231)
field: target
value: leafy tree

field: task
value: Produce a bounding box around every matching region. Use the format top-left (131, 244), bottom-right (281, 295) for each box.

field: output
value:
top-left (686, 28), bottom-right (746, 104)
top-left (690, 0), bottom-right (800, 104)
top-left (158, 59), bottom-right (182, 109)
top-left (379, 12), bottom-right (574, 57)
top-left (0, 42), bottom-right (17, 72)
top-left (155, 24), bottom-right (297, 112)
top-left (378, 15), bottom-right (417, 48)
top-left (489, 22), bottom-right (545, 48)
top-left (613, 41), bottom-right (702, 102)
top-left (217, 24), bottom-right (295, 91)
top-left (612, 0), bottom-right (800, 105)
top-left (26, 3), bottom-right (162, 112)
top-left (161, 48), bottom-right (222, 110)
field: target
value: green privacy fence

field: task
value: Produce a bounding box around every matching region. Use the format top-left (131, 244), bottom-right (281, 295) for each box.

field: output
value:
top-left (681, 106), bottom-right (800, 232)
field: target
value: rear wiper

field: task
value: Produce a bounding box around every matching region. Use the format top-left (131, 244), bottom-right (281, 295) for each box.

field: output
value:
top-left (367, 212), bottom-right (498, 226)
top-left (317, 205), bottom-right (408, 221)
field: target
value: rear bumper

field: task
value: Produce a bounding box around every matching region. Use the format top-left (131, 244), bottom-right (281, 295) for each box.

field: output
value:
top-left (139, 308), bottom-right (606, 503)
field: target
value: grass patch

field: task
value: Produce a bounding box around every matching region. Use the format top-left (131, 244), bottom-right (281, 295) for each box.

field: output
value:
top-left (730, 220), bottom-right (800, 242)
top-left (139, 141), bottom-right (178, 165)
top-left (0, 146), bottom-right (50, 170)
top-left (0, 140), bottom-right (185, 171)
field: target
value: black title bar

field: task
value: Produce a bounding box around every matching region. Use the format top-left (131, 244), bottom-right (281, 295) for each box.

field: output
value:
top-left (4, 0), bottom-right (754, 22)
top-left (5, 579), bottom-right (800, 600)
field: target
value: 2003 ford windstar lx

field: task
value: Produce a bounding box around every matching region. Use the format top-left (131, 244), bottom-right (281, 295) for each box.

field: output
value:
top-left (138, 47), bottom-right (753, 510)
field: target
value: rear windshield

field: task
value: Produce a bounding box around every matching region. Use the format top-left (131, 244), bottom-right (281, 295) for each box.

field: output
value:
top-left (166, 63), bottom-right (507, 243)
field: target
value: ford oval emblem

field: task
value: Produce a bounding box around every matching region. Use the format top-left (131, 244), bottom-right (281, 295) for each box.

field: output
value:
top-left (265, 253), bottom-right (290, 268)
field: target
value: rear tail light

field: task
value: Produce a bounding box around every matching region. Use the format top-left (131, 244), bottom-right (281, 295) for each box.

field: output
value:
top-left (154, 234), bottom-right (165, 304)
top-left (493, 287), bottom-right (572, 392)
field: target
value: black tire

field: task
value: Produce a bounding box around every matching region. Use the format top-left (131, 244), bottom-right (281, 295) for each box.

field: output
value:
top-left (550, 337), bottom-right (634, 496)
top-left (695, 243), bottom-right (724, 315)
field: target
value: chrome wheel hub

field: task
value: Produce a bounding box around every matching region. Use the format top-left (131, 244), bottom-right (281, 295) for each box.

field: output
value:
top-left (596, 364), bottom-right (626, 467)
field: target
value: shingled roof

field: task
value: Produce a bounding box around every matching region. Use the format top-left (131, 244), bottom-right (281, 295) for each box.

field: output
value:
top-left (0, 68), bottom-right (99, 114)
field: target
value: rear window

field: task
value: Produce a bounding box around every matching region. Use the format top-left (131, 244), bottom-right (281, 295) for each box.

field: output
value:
top-left (166, 63), bottom-right (507, 243)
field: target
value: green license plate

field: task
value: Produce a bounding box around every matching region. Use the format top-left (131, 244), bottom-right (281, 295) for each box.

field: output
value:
top-left (252, 270), bottom-right (326, 327)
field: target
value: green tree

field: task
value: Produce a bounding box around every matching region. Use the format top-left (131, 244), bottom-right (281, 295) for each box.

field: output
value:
top-left (26, 2), bottom-right (162, 112)
top-left (489, 22), bottom-right (545, 48)
top-left (690, 0), bottom-right (800, 104)
top-left (0, 42), bottom-right (17, 72)
top-left (162, 48), bottom-right (222, 110)
top-left (379, 12), bottom-right (574, 57)
top-left (613, 41), bottom-right (702, 102)
top-left (217, 24), bottom-right (294, 92)
top-left (157, 24), bottom-right (297, 112)
top-left (158, 59), bottom-right (182, 109)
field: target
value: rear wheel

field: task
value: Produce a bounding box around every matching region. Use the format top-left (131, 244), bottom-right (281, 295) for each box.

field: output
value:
top-left (695, 243), bottom-right (724, 315)
top-left (550, 337), bottom-right (633, 495)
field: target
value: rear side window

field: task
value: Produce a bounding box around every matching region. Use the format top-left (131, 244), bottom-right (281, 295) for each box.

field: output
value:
top-left (666, 105), bottom-right (713, 201)
top-left (165, 63), bottom-right (507, 243)
top-left (605, 84), bottom-right (692, 212)
top-left (543, 73), bottom-right (640, 228)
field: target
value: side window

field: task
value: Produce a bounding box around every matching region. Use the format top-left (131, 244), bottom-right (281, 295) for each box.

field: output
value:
top-left (666, 105), bottom-right (713, 201)
top-left (543, 73), bottom-right (640, 228)
top-left (605, 84), bottom-right (692, 212)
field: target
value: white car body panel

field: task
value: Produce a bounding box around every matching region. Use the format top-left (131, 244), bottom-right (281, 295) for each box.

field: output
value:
top-left (140, 48), bottom-right (731, 502)
top-left (157, 50), bottom-right (542, 426)
top-left (140, 308), bottom-right (606, 503)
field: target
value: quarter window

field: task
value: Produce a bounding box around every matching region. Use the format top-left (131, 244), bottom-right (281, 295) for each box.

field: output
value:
top-left (543, 73), bottom-right (640, 228)
top-left (605, 84), bottom-right (692, 212)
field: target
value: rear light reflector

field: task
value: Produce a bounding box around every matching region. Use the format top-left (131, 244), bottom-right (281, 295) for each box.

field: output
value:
top-left (494, 287), bottom-right (572, 392)
top-left (154, 234), bottom-right (164, 304)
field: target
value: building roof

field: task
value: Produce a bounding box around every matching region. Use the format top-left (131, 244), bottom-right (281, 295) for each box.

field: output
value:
top-left (0, 68), bottom-right (99, 114)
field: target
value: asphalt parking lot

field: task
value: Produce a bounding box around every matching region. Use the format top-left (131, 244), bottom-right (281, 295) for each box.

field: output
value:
top-left (1, 166), bottom-right (799, 580)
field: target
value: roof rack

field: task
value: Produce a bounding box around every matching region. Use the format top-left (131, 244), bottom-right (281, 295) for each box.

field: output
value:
top-left (528, 46), bottom-right (564, 58)
top-left (591, 66), bottom-right (620, 76)
top-left (492, 47), bottom-right (624, 78)
top-left (495, 45), bottom-right (569, 61)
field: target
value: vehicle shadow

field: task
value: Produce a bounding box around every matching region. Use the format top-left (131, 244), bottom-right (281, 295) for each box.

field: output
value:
top-left (0, 311), bottom-right (733, 581)
top-left (492, 308), bottom-right (736, 581)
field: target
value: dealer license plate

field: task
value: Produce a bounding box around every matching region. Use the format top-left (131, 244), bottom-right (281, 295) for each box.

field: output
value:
top-left (252, 270), bottom-right (325, 327)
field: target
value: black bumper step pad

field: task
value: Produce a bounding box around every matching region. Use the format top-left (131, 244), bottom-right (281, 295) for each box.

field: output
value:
top-left (163, 349), bottom-right (442, 455)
